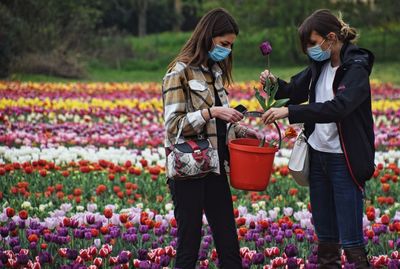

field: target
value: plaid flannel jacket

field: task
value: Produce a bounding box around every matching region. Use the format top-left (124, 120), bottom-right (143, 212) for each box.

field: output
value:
top-left (162, 62), bottom-right (247, 174)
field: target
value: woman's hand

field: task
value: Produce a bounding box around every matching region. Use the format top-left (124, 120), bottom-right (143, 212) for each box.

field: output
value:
top-left (260, 69), bottom-right (277, 86)
top-left (262, 107), bottom-right (289, 124)
top-left (211, 107), bottom-right (244, 123)
top-left (245, 128), bottom-right (264, 140)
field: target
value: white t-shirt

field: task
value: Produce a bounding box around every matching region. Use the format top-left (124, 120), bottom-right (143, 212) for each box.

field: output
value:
top-left (308, 62), bottom-right (343, 153)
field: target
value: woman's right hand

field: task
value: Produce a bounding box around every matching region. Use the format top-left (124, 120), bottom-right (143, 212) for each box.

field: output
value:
top-left (211, 107), bottom-right (244, 123)
top-left (259, 69), bottom-right (277, 86)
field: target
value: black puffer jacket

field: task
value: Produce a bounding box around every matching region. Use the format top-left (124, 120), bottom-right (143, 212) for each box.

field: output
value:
top-left (276, 43), bottom-right (375, 190)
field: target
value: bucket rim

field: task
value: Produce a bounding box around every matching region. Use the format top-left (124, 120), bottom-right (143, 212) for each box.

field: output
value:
top-left (228, 138), bottom-right (278, 153)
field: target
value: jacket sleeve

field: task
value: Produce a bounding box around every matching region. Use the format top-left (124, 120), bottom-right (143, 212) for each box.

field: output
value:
top-left (275, 66), bottom-right (312, 105)
top-left (288, 65), bottom-right (370, 124)
top-left (162, 66), bottom-right (206, 137)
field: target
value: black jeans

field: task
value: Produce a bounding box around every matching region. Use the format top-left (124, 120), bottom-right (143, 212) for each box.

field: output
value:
top-left (168, 173), bottom-right (242, 269)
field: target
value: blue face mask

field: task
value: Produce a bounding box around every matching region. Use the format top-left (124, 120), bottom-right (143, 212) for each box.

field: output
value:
top-left (208, 44), bottom-right (231, 62)
top-left (307, 39), bottom-right (332, 61)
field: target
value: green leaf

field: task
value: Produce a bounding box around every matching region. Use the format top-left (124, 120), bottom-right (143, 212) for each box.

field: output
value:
top-left (255, 89), bottom-right (268, 111)
top-left (270, 83), bottom-right (279, 102)
top-left (271, 98), bottom-right (290, 108)
top-left (262, 79), bottom-right (271, 95)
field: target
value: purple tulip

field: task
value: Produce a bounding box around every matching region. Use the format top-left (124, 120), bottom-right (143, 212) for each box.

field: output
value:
top-left (242, 258), bottom-right (251, 269)
top-left (139, 225), bottom-right (149, 234)
top-left (16, 254), bottom-right (29, 265)
top-left (84, 231), bottom-right (92, 240)
top-left (388, 259), bottom-right (400, 269)
top-left (204, 235), bottom-right (213, 244)
top-left (198, 249), bottom-right (208, 260)
top-left (308, 253), bottom-right (318, 264)
top-left (259, 41), bottom-right (272, 56)
top-left (201, 241), bottom-right (210, 249)
top-left (170, 227), bottom-right (178, 237)
top-left (0, 252), bottom-right (8, 264)
top-left (117, 251), bottom-right (129, 264)
top-left (256, 238), bottom-right (265, 248)
top-left (275, 235), bottom-right (283, 244)
top-left (0, 227), bottom-right (8, 237)
top-left (151, 264), bottom-right (161, 269)
top-left (13, 246), bottom-right (21, 253)
top-left (287, 257), bottom-right (298, 269)
top-left (252, 252), bottom-right (264, 264)
top-left (170, 239), bottom-right (177, 248)
top-left (305, 263), bottom-right (318, 269)
top-left (8, 221), bottom-right (17, 231)
top-left (344, 262), bottom-right (356, 269)
top-left (39, 251), bottom-right (52, 264)
top-left (265, 235), bottom-right (272, 243)
top-left (57, 227), bottom-right (68, 236)
top-left (139, 261), bottom-right (151, 269)
top-left (18, 221), bottom-right (25, 229)
top-left (151, 242), bottom-right (159, 249)
top-left (137, 249), bottom-right (148, 260)
top-left (296, 233), bottom-right (304, 242)
top-left (372, 235), bottom-right (380, 245)
top-left (159, 255), bottom-right (170, 266)
top-left (29, 242), bottom-right (37, 250)
top-left (142, 233), bottom-right (150, 242)
top-left (66, 249), bottom-right (78, 260)
top-left (285, 229), bottom-right (293, 238)
top-left (284, 243), bottom-right (299, 257)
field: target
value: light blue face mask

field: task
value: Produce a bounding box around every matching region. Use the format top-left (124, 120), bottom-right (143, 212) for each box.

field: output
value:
top-left (208, 44), bottom-right (231, 62)
top-left (307, 39), bottom-right (332, 61)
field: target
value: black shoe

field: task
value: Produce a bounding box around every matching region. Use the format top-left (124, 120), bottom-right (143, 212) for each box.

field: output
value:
top-left (317, 242), bottom-right (342, 269)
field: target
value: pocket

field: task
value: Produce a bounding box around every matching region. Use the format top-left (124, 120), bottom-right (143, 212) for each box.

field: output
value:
top-left (188, 79), bottom-right (213, 109)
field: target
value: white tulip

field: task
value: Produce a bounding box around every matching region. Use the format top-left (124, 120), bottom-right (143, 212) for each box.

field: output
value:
top-left (21, 201), bottom-right (32, 210)
top-left (165, 203), bottom-right (173, 211)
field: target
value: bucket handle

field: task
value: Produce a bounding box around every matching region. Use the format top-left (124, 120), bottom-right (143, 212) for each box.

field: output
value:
top-left (227, 111), bottom-right (282, 149)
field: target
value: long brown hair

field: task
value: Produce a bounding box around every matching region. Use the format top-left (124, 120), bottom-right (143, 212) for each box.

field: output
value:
top-left (298, 9), bottom-right (358, 53)
top-left (168, 8), bottom-right (239, 85)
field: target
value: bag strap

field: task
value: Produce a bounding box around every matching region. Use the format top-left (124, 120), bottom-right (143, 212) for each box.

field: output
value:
top-left (173, 66), bottom-right (207, 145)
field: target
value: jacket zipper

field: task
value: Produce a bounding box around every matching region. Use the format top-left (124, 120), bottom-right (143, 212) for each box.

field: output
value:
top-left (337, 119), bottom-right (365, 196)
top-left (332, 67), bottom-right (365, 196)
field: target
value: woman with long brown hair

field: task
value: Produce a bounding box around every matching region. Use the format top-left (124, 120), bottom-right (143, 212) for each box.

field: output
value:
top-left (162, 7), bottom-right (261, 269)
top-left (260, 9), bottom-right (374, 268)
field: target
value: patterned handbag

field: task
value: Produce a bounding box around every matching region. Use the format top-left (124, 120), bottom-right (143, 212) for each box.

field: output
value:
top-left (165, 67), bottom-right (219, 179)
top-left (166, 119), bottom-right (219, 180)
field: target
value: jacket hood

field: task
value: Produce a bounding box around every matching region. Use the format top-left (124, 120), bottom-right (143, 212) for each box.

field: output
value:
top-left (340, 43), bottom-right (374, 75)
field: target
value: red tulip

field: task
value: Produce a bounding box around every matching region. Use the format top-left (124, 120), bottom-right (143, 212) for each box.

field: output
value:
top-left (19, 210), bottom-right (28, 220)
top-left (104, 208), bottom-right (113, 219)
top-left (6, 207), bottom-right (15, 218)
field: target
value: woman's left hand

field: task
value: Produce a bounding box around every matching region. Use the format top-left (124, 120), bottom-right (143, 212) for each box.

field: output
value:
top-left (262, 107), bottom-right (289, 125)
top-left (245, 128), bottom-right (264, 140)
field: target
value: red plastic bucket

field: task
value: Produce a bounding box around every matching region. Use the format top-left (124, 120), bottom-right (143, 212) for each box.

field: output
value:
top-left (228, 138), bottom-right (278, 191)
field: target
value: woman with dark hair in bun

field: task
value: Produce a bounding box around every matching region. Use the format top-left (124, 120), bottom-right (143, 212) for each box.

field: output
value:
top-left (260, 9), bottom-right (374, 268)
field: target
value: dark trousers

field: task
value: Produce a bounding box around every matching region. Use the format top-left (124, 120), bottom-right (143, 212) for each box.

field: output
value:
top-left (168, 172), bottom-right (242, 269)
top-left (309, 148), bottom-right (364, 248)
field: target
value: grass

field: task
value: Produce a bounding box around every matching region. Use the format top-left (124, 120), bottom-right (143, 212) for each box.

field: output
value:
top-left (8, 62), bottom-right (400, 85)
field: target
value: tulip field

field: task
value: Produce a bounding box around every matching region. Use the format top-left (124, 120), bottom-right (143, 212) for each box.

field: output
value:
top-left (0, 80), bottom-right (399, 269)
